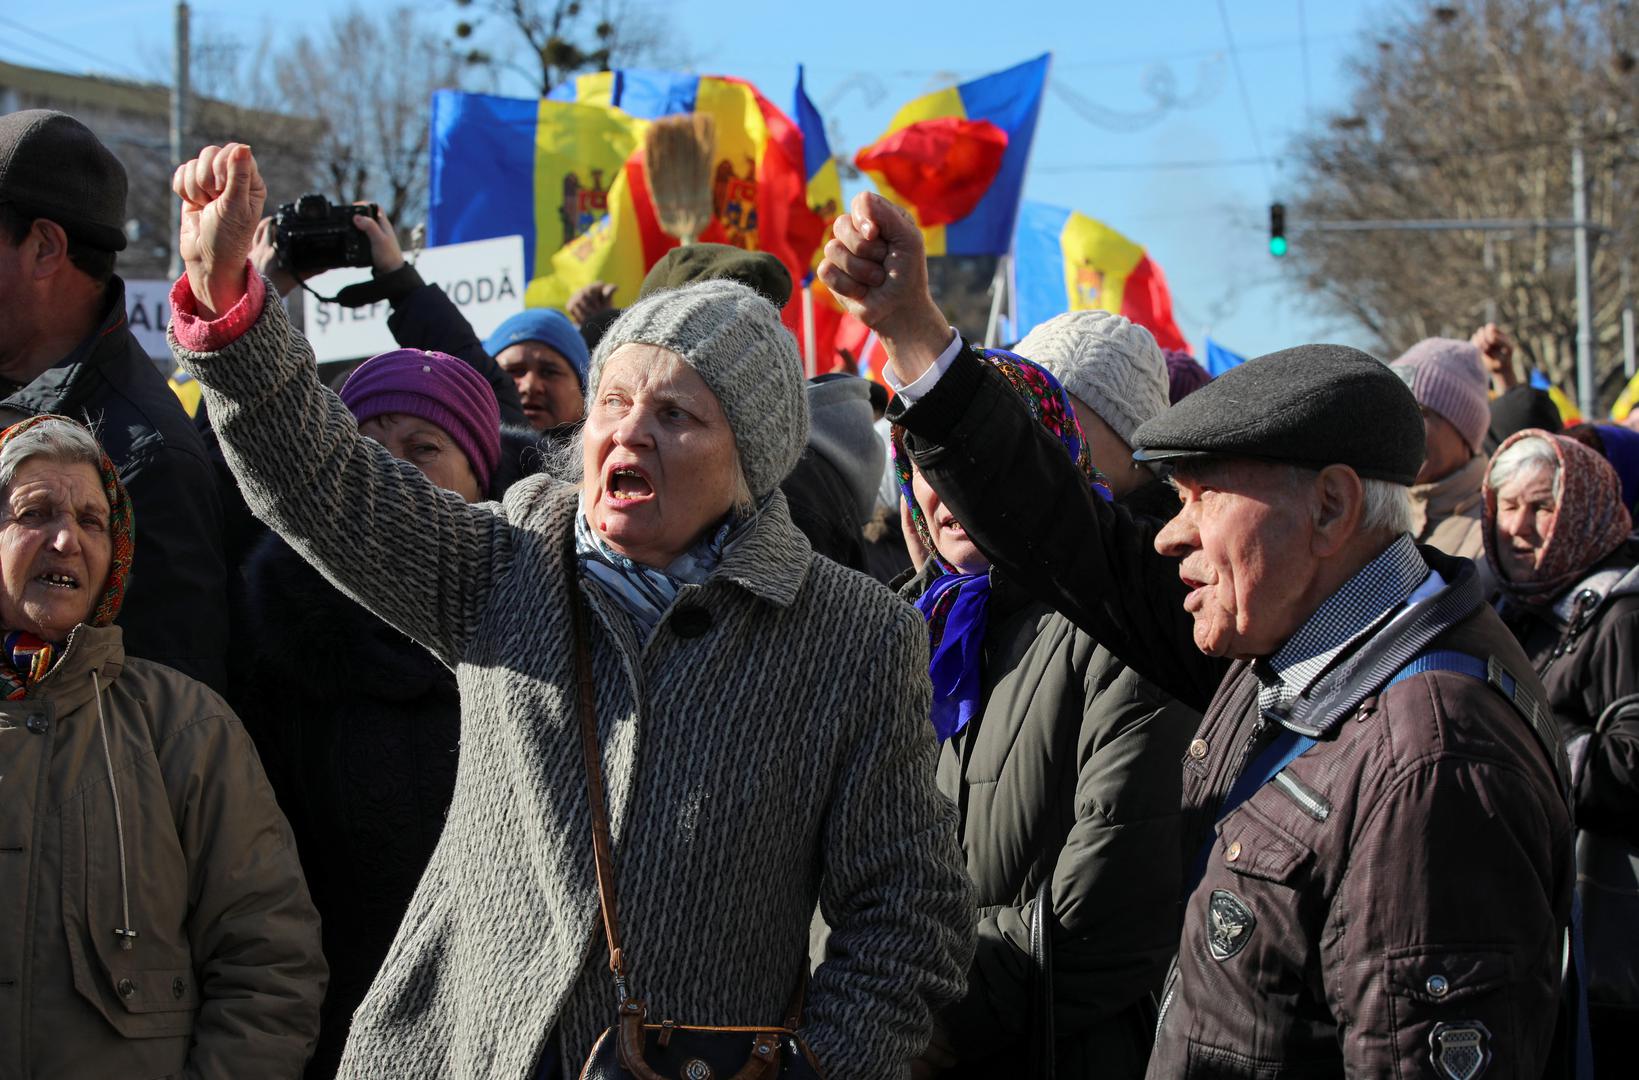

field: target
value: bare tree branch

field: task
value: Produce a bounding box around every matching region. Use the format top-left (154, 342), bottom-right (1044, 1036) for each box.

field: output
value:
top-left (1284, 0), bottom-right (1638, 408)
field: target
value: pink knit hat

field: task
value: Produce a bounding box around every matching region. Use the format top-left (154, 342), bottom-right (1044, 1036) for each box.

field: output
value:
top-left (1390, 338), bottom-right (1491, 453)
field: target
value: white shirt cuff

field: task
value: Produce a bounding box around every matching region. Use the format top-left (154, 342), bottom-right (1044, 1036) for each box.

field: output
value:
top-left (883, 329), bottom-right (963, 403)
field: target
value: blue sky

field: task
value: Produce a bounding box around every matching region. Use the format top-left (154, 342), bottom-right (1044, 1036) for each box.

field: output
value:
top-left (16, 0), bottom-right (1390, 357)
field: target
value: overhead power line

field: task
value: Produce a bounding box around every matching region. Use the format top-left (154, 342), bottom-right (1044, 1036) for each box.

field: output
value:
top-left (0, 14), bottom-right (150, 83)
top-left (1216, 0), bottom-right (1274, 188)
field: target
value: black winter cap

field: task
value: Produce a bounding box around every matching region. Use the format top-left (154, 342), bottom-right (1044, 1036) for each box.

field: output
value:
top-left (638, 242), bottom-right (792, 307)
top-left (1131, 343), bottom-right (1425, 485)
top-left (0, 109), bottom-right (128, 252)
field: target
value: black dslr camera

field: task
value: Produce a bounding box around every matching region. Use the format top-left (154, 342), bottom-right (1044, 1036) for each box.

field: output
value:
top-left (272, 194), bottom-right (379, 274)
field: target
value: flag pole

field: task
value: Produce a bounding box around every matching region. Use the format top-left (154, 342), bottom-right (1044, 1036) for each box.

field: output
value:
top-left (983, 256), bottom-right (1007, 347)
top-left (1005, 252), bottom-right (1017, 343)
top-left (802, 284), bottom-right (818, 378)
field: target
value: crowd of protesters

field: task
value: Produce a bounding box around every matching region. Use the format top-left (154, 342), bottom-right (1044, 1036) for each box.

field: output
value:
top-left (4, 104), bottom-right (1639, 1080)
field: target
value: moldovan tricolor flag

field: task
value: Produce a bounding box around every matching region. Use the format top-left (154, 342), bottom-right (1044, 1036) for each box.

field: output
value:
top-left (428, 92), bottom-right (653, 294)
top-left (427, 72), bottom-right (826, 312)
top-left (854, 54), bottom-right (1049, 257)
top-left (1013, 201), bottom-right (1190, 353)
top-left (546, 70), bottom-right (826, 313)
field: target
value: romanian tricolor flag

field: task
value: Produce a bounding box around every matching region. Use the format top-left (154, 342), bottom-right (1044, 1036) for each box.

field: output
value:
top-left (1013, 201), bottom-right (1190, 353)
top-left (427, 72), bottom-right (827, 313)
top-left (854, 54), bottom-right (1049, 257)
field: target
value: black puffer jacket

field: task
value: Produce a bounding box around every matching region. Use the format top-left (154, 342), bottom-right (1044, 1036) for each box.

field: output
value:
top-left (0, 277), bottom-right (227, 690)
top-left (229, 425), bottom-right (543, 1079)
top-left (1501, 539), bottom-right (1639, 847)
top-left (899, 565), bottom-right (1197, 1078)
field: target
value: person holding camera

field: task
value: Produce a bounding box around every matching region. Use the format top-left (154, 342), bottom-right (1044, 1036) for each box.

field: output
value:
top-left (250, 208), bottom-right (527, 430)
top-left (0, 109), bottom-right (229, 692)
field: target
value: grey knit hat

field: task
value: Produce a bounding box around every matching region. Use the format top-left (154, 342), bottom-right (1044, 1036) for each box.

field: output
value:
top-left (587, 278), bottom-right (809, 497)
top-left (1015, 310), bottom-right (1169, 444)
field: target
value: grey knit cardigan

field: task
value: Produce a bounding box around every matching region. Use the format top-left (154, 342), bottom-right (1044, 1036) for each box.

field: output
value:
top-left (173, 292), bottom-right (974, 1079)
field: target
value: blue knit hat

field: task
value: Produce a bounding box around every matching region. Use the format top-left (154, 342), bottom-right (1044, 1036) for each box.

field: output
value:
top-left (483, 309), bottom-right (591, 387)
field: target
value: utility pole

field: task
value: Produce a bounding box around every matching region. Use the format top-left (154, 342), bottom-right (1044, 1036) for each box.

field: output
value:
top-left (168, 1), bottom-right (190, 279)
top-left (1623, 256), bottom-right (1635, 381)
top-left (1482, 234), bottom-right (1497, 326)
top-left (1572, 138), bottom-right (1596, 418)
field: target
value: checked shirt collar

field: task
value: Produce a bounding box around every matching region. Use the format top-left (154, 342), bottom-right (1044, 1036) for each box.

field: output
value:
top-left (1253, 533), bottom-right (1430, 728)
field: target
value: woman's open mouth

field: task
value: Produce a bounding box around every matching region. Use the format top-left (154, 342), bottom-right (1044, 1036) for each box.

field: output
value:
top-left (604, 464), bottom-right (655, 504)
top-left (36, 571), bottom-right (79, 590)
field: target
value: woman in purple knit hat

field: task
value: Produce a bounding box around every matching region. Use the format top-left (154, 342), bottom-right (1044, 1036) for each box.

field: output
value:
top-left (230, 348), bottom-right (531, 1079)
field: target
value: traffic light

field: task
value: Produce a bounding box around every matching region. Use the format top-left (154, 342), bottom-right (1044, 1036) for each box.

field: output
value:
top-left (1269, 202), bottom-right (1288, 257)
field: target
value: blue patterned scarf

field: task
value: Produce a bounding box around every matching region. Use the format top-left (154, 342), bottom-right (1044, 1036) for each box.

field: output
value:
top-left (574, 498), bottom-right (759, 640)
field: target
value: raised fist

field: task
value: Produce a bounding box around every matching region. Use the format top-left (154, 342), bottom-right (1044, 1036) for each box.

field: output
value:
top-left (818, 191), bottom-right (950, 383)
top-left (172, 142), bottom-right (266, 318)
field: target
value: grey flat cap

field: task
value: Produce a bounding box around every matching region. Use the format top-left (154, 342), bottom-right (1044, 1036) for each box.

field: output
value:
top-left (0, 110), bottom-right (128, 252)
top-left (1130, 343), bottom-right (1425, 485)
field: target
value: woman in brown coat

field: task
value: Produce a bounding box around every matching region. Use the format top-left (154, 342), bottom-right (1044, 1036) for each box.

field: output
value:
top-left (0, 414), bottom-right (324, 1078)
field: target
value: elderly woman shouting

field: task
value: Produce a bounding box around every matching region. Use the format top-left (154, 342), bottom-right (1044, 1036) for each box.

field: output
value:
top-left (168, 144), bottom-right (971, 1079)
top-left (0, 414), bottom-right (325, 1077)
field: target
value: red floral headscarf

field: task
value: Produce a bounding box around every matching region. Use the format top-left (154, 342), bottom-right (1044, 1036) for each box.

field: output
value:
top-left (1483, 428), bottom-right (1632, 606)
top-left (0, 415), bottom-right (134, 698)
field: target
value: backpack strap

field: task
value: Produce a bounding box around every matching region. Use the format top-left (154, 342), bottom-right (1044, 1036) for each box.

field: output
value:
top-left (1387, 649), bottom-right (1593, 1080)
top-left (1387, 649), bottom-right (1569, 797)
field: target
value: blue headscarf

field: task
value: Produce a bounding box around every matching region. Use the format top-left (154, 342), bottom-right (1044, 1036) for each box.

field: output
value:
top-left (894, 350), bottom-right (1111, 741)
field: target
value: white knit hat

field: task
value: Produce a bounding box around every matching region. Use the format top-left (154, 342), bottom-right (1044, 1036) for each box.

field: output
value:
top-left (587, 279), bottom-right (809, 497)
top-left (1015, 310), bottom-right (1169, 445)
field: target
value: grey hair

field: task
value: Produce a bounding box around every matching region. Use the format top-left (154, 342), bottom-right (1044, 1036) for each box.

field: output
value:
top-left (1487, 435), bottom-right (1561, 503)
top-left (0, 419), bottom-right (104, 501)
top-left (1359, 478), bottom-right (1414, 536)
top-left (544, 422), bottom-right (756, 520)
top-left (1274, 464), bottom-right (1411, 537)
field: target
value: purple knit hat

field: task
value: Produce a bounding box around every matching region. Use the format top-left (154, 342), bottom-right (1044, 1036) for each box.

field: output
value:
top-left (1163, 349), bottom-right (1212, 403)
top-left (1390, 338), bottom-right (1491, 453)
top-left (339, 348), bottom-right (502, 492)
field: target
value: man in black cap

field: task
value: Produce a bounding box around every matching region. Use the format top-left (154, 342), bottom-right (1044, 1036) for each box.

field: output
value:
top-left (821, 192), bottom-right (1578, 1078)
top-left (0, 110), bottom-right (226, 690)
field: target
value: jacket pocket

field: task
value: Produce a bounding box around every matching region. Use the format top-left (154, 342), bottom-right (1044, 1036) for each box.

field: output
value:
top-left (1385, 946), bottom-right (1510, 1007)
top-left (1216, 797), bottom-right (1315, 887)
top-left (59, 787), bottom-right (199, 1040)
top-left (1385, 945), bottom-right (1513, 1078)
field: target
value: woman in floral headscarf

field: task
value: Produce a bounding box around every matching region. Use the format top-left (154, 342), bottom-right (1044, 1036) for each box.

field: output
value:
top-left (1485, 427), bottom-right (1639, 1074)
top-left (0, 414), bottom-right (325, 1079)
top-left (892, 353), bottom-right (1199, 1079)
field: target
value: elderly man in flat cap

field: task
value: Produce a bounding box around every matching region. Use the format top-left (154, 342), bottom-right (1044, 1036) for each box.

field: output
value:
top-left (822, 193), bottom-right (1578, 1079)
top-left (0, 110), bottom-right (227, 690)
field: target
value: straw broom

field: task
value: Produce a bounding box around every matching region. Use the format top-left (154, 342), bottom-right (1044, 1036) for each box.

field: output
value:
top-left (643, 112), bottom-right (717, 244)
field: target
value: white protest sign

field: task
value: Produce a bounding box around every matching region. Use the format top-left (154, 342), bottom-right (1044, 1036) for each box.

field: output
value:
top-left (124, 280), bottom-right (174, 360)
top-left (302, 235), bottom-right (527, 363)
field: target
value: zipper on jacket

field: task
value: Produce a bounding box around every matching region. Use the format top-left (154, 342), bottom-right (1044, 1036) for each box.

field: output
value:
top-left (1271, 769), bottom-right (1331, 821)
top-left (1153, 961), bottom-right (1181, 1043)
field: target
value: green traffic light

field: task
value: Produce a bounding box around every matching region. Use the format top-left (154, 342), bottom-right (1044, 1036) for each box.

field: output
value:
top-left (1269, 236), bottom-right (1288, 257)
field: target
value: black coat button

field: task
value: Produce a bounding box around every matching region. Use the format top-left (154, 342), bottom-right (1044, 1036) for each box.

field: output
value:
top-left (117, 978), bottom-right (136, 999)
top-left (172, 977), bottom-right (186, 999)
top-left (24, 714), bottom-right (47, 735)
top-left (670, 606), bottom-right (712, 639)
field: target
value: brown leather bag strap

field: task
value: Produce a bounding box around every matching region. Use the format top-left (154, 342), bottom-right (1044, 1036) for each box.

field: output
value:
top-left (569, 578), bottom-right (632, 1003)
